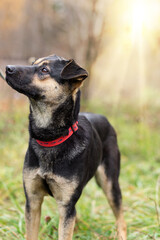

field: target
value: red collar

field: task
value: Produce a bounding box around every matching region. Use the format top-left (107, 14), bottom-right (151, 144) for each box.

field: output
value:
top-left (36, 121), bottom-right (78, 147)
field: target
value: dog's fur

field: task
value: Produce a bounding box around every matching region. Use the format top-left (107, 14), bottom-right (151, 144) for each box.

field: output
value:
top-left (5, 54), bottom-right (127, 240)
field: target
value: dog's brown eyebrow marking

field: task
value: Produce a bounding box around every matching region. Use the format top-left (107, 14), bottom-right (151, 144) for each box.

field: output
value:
top-left (33, 58), bottom-right (48, 65)
top-left (38, 61), bottom-right (50, 67)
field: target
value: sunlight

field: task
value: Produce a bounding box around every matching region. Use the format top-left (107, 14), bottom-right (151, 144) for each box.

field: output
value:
top-left (131, 0), bottom-right (159, 40)
top-left (92, 0), bottom-right (160, 104)
top-left (129, 0), bottom-right (159, 104)
top-left (132, 0), bottom-right (148, 36)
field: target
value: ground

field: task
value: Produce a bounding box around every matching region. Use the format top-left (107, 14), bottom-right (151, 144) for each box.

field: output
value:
top-left (0, 101), bottom-right (160, 240)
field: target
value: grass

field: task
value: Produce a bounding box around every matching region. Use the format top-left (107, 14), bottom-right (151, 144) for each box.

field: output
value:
top-left (0, 101), bottom-right (160, 239)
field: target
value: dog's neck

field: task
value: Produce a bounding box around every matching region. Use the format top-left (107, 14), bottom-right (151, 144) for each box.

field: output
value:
top-left (29, 90), bottom-right (81, 141)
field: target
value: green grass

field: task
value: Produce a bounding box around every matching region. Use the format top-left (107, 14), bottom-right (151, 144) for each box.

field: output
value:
top-left (0, 102), bottom-right (160, 239)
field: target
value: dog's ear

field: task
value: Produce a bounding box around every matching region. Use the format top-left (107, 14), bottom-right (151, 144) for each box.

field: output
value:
top-left (61, 59), bottom-right (88, 82)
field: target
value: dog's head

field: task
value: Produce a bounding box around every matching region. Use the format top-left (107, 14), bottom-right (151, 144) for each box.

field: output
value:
top-left (5, 54), bottom-right (88, 103)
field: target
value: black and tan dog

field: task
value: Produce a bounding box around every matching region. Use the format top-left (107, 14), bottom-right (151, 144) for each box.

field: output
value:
top-left (5, 55), bottom-right (127, 240)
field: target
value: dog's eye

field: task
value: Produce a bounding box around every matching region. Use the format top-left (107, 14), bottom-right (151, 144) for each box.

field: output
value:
top-left (41, 67), bottom-right (49, 74)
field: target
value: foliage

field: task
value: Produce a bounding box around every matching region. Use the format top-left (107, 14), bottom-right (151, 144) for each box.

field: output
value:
top-left (0, 103), bottom-right (160, 239)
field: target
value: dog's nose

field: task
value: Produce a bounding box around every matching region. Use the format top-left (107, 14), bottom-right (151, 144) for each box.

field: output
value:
top-left (6, 65), bottom-right (16, 75)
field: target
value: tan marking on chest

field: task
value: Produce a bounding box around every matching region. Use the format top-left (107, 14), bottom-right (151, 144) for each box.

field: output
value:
top-left (37, 170), bottom-right (78, 204)
top-left (23, 169), bottom-right (48, 198)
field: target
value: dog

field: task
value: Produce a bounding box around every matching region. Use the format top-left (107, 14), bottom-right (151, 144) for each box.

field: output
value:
top-left (5, 54), bottom-right (127, 240)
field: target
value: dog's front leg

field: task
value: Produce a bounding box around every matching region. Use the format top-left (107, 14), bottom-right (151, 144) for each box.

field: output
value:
top-left (25, 196), bottom-right (43, 240)
top-left (58, 203), bottom-right (76, 240)
top-left (23, 170), bottom-right (45, 240)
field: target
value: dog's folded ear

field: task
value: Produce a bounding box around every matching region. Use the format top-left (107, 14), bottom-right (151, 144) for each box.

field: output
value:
top-left (61, 59), bottom-right (88, 81)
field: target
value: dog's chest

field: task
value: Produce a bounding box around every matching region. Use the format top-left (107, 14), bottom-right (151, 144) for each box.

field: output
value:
top-left (32, 144), bottom-right (79, 202)
top-left (37, 169), bottom-right (78, 203)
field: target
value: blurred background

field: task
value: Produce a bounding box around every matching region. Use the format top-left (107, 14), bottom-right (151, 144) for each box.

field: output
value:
top-left (1, 0), bottom-right (160, 107)
top-left (0, 0), bottom-right (160, 239)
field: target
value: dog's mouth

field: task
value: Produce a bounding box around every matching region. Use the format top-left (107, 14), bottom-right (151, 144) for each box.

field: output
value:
top-left (6, 75), bottom-right (25, 96)
top-left (5, 75), bottom-right (43, 100)
top-left (5, 75), bottom-right (21, 91)
top-left (6, 75), bottom-right (16, 88)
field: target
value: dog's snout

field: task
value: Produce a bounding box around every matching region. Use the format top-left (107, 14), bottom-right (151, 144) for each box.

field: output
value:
top-left (6, 65), bottom-right (16, 75)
